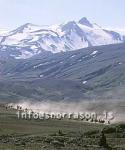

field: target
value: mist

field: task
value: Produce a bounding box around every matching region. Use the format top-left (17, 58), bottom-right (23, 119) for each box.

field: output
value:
top-left (8, 99), bottom-right (125, 123)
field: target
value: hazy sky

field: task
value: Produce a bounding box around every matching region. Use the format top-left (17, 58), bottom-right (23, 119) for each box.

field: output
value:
top-left (0, 0), bottom-right (125, 30)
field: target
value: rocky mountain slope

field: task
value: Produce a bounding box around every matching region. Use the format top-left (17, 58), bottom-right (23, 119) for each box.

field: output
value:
top-left (1, 43), bottom-right (125, 102)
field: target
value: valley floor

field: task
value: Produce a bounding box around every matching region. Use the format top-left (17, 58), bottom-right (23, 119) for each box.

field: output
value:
top-left (0, 104), bottom-right (125, 150)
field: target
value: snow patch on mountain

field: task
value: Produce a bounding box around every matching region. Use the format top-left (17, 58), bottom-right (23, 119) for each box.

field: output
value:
top-left (91, 50), bottom-right (98, 55)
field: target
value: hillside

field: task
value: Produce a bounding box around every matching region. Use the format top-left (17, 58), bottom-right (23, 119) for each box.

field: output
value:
top-left (0, 43), bottom-right (125, 101)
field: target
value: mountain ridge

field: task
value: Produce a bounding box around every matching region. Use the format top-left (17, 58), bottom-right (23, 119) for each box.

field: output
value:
top-left (0, 17), bottom-right (124, 59)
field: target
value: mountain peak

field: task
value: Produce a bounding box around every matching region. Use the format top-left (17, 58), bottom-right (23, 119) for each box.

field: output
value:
top-left (64, 21), bottom-right (77, 27)
top-left (61, 21), bottom-right (78, 31)
top-left (20, 23), bottom-right (39, 29)
top-left (79, 17), bottom-right (93, 28)
top-left (10, 23), bottom-right (41, 34)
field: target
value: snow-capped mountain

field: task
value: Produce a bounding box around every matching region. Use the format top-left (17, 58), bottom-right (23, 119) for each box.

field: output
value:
top-left (0, 17), bottom-right (124, 59)
top-left (0, 29), bottom-right (8, 35)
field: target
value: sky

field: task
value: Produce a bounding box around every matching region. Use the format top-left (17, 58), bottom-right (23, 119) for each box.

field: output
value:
top-left (0, 0), bottom-right (125, 32)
